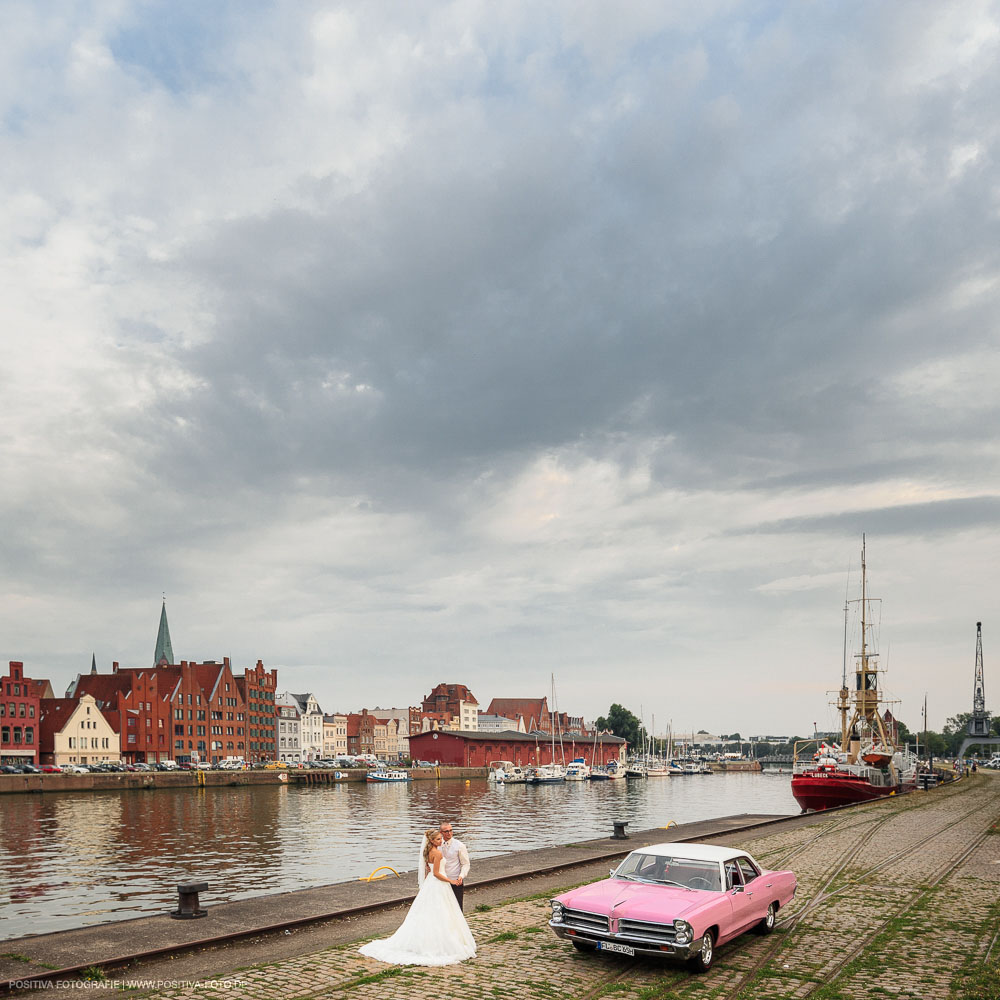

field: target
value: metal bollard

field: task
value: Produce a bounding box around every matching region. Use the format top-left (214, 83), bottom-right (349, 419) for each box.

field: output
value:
top-left (171, 881), bottom-right (209, 919)
top-left (612, 820), bottom-right (629, 840)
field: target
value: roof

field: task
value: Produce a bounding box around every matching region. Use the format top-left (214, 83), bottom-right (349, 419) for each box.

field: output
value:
top-left (632, 843), bottom-right (754, 863)
top-left (409, 729), bottom-right (624, 744)
top-left (486, 697), bottom-right (547, 719)
top-left (424, 683), bottom-right (479, 706)
top-left (282, 692), bottom-right (322, 715)
top-left (154, 601), bottom-right (174, 666)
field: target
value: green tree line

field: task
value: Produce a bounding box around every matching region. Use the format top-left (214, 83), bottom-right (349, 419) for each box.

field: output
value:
top-left (593, 705), bottom-right (1000, 759)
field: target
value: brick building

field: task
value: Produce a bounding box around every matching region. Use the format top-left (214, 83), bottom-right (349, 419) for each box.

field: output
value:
top-left (422, 684), bottom-right (479, 731)
top-left (1, 661), bottom-right (52, 765)
top-left (407, 729), bottom-right (625, 768)
top-left (235, 660), bottom-right (278, 763)
top-left (347, 709), bottom-right (378, 757)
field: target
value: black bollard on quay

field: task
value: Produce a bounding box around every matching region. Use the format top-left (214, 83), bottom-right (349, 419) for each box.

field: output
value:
top-left (171, 881), bottom-right (209, 919)
top-left (612, 820), bottom-right (629, 840)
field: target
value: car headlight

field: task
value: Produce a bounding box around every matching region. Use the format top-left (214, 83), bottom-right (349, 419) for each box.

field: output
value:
top-left (673, 919), bottom-right (692, 944)
top-left (550, 900), bottom-right (564, 922)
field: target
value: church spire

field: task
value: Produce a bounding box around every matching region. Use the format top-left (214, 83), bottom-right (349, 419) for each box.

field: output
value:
top-left (154, 599), bottom-right (174, 666)
top-left (91, 652), bottom-right (97, 674)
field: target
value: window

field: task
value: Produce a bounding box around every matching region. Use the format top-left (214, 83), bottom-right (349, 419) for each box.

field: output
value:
top-left (24, 727), bottom-right (33, 744)
top-left (28, 705), bottom-right (34, 718)
top-left (19, 703), bottom-right (25, 717)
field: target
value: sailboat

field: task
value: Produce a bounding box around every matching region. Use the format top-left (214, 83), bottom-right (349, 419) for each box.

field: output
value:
top-left (529, 675), bottom-right (567, 784)
top-left (791, 538), bottom-right (918, 811)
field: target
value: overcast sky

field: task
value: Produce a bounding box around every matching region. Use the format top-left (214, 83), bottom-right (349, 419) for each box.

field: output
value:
top-left (3, 2), bottom-right (999, 737)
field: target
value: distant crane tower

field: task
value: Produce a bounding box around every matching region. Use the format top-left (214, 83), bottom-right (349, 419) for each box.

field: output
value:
top-left (957, 621), bottom-right (1000, 759)
top-left (969, 622), bottom-right (990, 737)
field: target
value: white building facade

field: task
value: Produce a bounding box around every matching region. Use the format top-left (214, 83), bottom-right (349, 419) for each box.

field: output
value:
top-left (277, 702), bottom-right (301, 763)
top-left (278, 692), bottom-right (324, 760)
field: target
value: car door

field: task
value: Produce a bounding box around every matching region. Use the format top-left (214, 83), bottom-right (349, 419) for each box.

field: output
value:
top-left (724, 861), bottom-right (758, 937)
top-left (737, 857), bottom-right (768, 926)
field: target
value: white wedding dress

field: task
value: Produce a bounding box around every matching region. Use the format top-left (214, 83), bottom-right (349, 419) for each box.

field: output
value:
top-left (359, 856), bottom-right (476, 966)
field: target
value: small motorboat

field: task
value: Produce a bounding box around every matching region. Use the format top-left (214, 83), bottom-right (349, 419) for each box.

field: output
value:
top-left (366, 770), bottom-right (411, 783)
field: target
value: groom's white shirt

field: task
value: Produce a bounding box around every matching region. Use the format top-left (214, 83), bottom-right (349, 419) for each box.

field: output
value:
top-left (440, 836), bottom-right (470, 880)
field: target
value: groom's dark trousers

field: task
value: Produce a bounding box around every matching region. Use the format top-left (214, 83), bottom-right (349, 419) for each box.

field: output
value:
top-left (451, 883), bottom-right (464, 911)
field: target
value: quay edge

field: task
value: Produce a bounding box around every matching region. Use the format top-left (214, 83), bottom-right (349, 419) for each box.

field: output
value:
top-left (0, 811), bottom-right (798, 994)
top-left (0, 761), bottom-right (759, 795)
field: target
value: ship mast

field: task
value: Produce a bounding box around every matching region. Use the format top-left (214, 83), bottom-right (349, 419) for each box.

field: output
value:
top-left (845, 536), bottom-right (893, 765)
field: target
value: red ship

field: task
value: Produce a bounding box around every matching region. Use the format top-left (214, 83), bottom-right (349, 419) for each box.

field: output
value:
top-left (792, 539), bottom-right (917, 812)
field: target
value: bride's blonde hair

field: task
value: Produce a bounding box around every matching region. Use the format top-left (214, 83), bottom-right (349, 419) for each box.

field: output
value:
top-left (422, 828), bottom-right (441, 864)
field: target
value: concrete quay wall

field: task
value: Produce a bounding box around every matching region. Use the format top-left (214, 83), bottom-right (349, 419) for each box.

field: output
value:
top-left (0, 765), bottom-right (486, 795)
top-left (3, 774), bottom-right (995, 1000)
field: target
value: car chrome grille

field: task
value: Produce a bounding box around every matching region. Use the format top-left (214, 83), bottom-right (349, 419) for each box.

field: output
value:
top-left (562, 908), bottom-right (610, 934)
top-left (617, 918), bottom-right (677, 944)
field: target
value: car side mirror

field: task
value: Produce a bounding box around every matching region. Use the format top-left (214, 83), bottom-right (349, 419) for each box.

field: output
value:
top-left (610, 869), bottom-right (617, 877)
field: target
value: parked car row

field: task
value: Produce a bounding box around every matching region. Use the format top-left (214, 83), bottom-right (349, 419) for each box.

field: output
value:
top-left (2, 757), bottom-right (441, 775)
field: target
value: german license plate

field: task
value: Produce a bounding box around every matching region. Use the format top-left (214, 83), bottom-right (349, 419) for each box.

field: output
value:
top-left (598, 941), bottom-right (635, 956)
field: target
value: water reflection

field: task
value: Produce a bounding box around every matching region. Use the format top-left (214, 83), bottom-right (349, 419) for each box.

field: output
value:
top-left (0, 773), bottom-right (795, 939)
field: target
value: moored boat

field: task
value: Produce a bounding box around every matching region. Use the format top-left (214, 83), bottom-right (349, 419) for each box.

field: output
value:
top-left (565, 758), bottom-right (591, 780)
top-left (487, 760), bottom-right (530, 784)
top-left (366, 770), bottom-right (411, 783)
top-left (528, 763), bottom-right (567, 784)
top-left (791, 538), bottom-right (917, 812)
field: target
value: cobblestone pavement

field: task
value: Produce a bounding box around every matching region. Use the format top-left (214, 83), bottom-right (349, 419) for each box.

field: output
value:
top-left (121, 776), bottom-right (1000, 1000)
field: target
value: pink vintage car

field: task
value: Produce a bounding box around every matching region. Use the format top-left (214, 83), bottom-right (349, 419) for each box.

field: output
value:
top-left (548, 842), bottom-right (796, 971)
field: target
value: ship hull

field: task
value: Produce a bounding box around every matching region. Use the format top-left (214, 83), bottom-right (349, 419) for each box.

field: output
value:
top-left (791, 770), bottom-right (897, 811)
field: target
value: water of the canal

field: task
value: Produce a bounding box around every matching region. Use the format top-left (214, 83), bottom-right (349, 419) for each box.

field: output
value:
top-left (0, 772), bottom-right (796, 938)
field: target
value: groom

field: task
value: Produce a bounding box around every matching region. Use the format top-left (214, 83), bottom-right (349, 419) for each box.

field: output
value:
top-left (439, 820), bottom-right (470, 910)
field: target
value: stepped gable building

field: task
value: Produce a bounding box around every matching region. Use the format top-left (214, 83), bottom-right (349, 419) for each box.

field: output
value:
top-left (422, 684), bottom-right (479, 731)
top-left (68, 602), bottom-right (278, 765)
top-left (234, 660), bottom-right (278, 763)
top-left (1, 661), bottom-right (52, 765)
top-left (346, 709), bottom-right (378, 757)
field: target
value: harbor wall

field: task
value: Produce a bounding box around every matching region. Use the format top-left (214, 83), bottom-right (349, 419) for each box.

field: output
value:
top-left (0, 766), bottom-right (487, 795)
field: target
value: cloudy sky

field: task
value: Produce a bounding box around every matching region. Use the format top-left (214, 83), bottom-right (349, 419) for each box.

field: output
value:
top-left (3, 1), bottom-right (1000, 737)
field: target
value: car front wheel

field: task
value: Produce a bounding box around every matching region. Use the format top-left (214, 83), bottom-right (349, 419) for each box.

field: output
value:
top-left (689, 930), bottom-right (715, 972)
top-left (754, 902), bottom-right (777, 935)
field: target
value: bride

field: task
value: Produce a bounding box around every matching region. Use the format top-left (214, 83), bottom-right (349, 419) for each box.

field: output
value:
top-left (359, 828), bottom-right (477, 966)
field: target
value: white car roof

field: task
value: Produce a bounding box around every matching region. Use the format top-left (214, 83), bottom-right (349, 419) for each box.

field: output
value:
top-left (630, 843), bottom-right (753, 863)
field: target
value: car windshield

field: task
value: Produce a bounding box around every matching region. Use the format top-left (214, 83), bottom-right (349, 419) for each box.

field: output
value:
top-left (614, 853), bottom-right (722, 891)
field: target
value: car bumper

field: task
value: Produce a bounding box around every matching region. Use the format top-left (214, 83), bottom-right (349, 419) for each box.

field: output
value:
top-left (548, 920), bottom-right (700, 960)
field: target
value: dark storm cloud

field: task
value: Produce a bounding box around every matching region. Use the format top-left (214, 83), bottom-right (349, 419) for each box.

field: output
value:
top-left (4, 2), bottom-right (1000, 730)
top-left (734, 495), bottom-right (1000, 539)
top-left (112, 3), bottom-right (999, 516)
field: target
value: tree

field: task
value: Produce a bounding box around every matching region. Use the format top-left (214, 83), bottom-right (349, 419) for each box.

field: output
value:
top-left (594, 704), bottom-right (642, 749)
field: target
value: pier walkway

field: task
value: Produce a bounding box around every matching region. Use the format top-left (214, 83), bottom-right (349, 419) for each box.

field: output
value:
top-left (5, 773), bottom-right (1000, 999)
